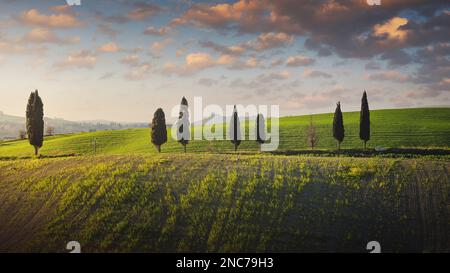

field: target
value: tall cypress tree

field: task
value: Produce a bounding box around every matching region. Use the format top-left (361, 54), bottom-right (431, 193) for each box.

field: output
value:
top-left (229, 105), bottom-right (241, 152)
top-left (177, 97), bottom-right (190, 153)
top-left (333, 101), bottom-right (345, 150)
top-left (26, 90), bottom-right (44, 156)
top-left (359, 91), bottom-right (370, 149)
top-left (151, 108), bottom-right (167, 153)
top-left (256, 114), bottom-right (265, 151)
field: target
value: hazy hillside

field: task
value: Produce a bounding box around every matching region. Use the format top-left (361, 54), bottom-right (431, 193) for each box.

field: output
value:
top-left (0, 111), bottom-right (148, 140)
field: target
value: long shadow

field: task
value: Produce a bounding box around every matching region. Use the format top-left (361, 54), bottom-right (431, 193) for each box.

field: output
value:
top-left (218, 148), bottom-right (450, 158)
top-left (268, 148), bottom-right (450, 157)
top-left (0, 141), bottom-right (24, 147)
top-left (0, 154), bottom-right (79, 161)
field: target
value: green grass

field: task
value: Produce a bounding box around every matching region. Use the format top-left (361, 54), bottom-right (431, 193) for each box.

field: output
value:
top-left (1, 108), bottom-right (449, 158)
top-left (0, 107), bottom-right (448, 252)
top-left (0, 154), bottom-right (448, 252)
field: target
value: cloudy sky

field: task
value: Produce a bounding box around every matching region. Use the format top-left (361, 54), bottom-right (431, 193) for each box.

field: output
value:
top-left (0, 0), bottom-right (448, 122)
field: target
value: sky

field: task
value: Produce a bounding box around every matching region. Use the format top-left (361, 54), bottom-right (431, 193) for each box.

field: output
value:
top-left (0, 0), bottom-right (448, 122)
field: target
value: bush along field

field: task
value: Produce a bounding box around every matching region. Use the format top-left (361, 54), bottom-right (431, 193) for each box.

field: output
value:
top-left (0, 154), bottom-right (448, 252)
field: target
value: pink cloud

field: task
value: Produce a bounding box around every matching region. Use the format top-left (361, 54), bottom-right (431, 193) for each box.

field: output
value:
top-left (366, 71), bottom-right (411, 83)
top-left (97, 42), bottom-right (120, 53)
top-left (128, 3), bottom-right (162, 21)
top-left (144, 26), bottom-right (171, 36)
top-left (151, 38), bottom-right (173, 55)
top-left (247, 32), bottom-right (294, 51)
top-left (23, 28), bottom-right (80, 44)
top-left (286, 55), bottom-right (315, 67)
top-left (163, 52), bottom-right (237, 76)
top-left (54, 50), bottom-right (97, 70)
top-left (19, 9), bottom-right (82, 28)
top-left (373, 17), bottom-right (409, 43)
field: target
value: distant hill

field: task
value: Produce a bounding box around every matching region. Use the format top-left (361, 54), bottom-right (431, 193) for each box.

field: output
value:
top-left (0, 111), bottom-right (148, 140)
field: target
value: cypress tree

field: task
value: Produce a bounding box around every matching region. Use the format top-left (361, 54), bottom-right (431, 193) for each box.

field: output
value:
top-left (151, 108), bottom-right (167, 153)
top-left (359, 91), bottom-right (370, 149)
top-left (256, 114), bottom-right (266, 151)
top-left (229, 105), bottom-right (241, 152)
top-left (333, 101), bottom-right (345, 150)
top-left (26, 90), bottom-right (44, 156)
top-left (177, 97), bottom-right (190, 153)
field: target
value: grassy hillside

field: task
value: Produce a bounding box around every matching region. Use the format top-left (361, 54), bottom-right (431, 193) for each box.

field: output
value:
top-left (0, 108), bottom-right (448, 252)
top-left (0, 108), bottom-right (449, 158)
top-left (0, 154), bottom-right (448, 252)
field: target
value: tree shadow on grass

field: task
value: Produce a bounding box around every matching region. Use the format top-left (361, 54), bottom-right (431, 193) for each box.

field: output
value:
top-left (0, 153), bottom-right (78, 161)
top-left (269, 148), bottom-right (450, 158)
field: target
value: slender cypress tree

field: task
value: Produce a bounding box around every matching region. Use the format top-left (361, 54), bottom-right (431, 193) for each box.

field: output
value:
top-left (229, 105), bottom-right (241, 152)
top-left (177, 97), bottom-right (190, 153)
top-left (26, 90), bottom-right (44, 156)
top-left (359, 91), bottom-right (370, 149)
top-left (151, 108), bottom-right (167, 153)
top-left (256, 113), bottom-right (266, 151)
top-left (333, 101), bottom-right (345, 150)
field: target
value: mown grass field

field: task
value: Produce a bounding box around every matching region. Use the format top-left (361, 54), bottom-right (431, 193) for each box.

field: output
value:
top-left (0, 108), bottom-right (449, 158)
top-left (0, 107), bottom-right (448, 253)
top-left (0, 154), bottom-right (448, 252)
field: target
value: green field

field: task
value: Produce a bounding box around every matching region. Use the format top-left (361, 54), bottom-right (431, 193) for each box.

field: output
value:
top-left (0, 107), bottom-right (449, 252)
top-left (0, 154), bottom-right (448, 252)
top-left (1, 108), bottom-right (449, 158)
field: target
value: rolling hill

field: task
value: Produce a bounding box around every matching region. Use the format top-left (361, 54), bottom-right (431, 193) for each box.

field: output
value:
top-left (0, 107), bottom-right (449, 252)
top-left (0, 107), bottom-right (449, 158)
top-left (0, 154), bottom-right (448, 252)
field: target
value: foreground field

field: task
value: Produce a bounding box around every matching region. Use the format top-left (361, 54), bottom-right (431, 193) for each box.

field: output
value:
top-left (1, 108), bottom-right (449, 158)
top-left (0, 154), bottom-right (448, 252)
